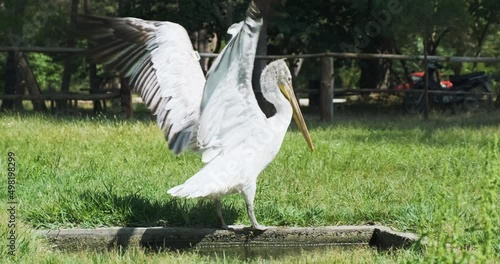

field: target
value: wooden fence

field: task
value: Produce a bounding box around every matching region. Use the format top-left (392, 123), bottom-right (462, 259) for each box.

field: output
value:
top-left (1, 46), bottom-right (499, 121)
top-left (220, 51), bottom-right (500, 121)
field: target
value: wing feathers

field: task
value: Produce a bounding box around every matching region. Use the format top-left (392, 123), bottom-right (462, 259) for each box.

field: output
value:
top-left (78, 15), bottom-right (205, 155)
top-left (196, 2), bottom-right (265, 162)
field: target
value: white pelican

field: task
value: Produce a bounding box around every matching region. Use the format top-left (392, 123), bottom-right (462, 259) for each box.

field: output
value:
top-left (79, 1), bottom-right (314, 230)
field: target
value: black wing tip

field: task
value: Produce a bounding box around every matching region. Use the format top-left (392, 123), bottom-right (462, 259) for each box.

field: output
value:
top-left (168, 130), bottom-right (194, 155)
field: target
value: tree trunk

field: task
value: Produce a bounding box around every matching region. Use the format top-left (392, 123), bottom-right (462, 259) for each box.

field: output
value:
top-left (118, 0), bottom-right (128, 16)
top-left (120, 78), bottom-right (132, 118)
top-left (472, 10), bottom-right (493, 71)
top-left (14, 62), bottom-right (25, 110)
top-left (198, 30), bottom-right (209, 74)
top-left (2, 52), bottom-right (18, 111)
top-left (1, 1), bottom-right (25, 110)
top-left (84, 0), bottom-right (102, 112)
top-left (291, 58), bottom-right (304, 90)
top-left (359, 60), bottom-right (382, 90)
top-left (226, 0), bottom-right (234, 28)
top-left (423, 36), bottom-right (429, 120)
top-left (59, 0), bottom-right (79, 110)
top-left (357, 1), bottom-right (383, 91)
top-left (320, 57), bottom-right (334, 122)
top-left (191, 29), bottom-right (218, 74)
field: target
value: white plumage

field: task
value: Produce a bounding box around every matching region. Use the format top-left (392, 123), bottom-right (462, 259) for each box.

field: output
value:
top-left (79, 1), bottom-right (314, 230)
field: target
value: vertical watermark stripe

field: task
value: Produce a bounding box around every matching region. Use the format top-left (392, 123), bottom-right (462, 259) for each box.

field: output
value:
top-left (7, 152), bottom-right (17, 256)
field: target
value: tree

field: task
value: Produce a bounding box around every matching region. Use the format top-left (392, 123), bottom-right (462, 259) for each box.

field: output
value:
top-left (1, 0), bottom-right (27, 110)
top-left (58, 0), bottom-right (79, 110)
top-left (2, 0), bottom-right (499, 113)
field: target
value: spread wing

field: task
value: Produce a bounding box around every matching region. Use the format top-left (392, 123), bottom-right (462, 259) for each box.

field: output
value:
top-left (78, 15), bottom-right (206, 155)
top-left (196, 1), bottom-right (267, 163)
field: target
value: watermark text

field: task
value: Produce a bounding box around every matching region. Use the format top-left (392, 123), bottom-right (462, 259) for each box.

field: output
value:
top-left (7, 152), bottom-right (17, 256)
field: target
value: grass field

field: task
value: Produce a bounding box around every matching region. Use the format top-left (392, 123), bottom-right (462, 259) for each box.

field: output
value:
top-left (1, 108), bottom-right (499, 263)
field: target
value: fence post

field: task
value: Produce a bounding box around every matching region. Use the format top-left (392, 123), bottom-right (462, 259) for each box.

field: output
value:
top-left (120, 78), bottom-right (132, 119)
top-left (423, 37), bottom-right (429, 120)
top-left (320, 56), bottom-right (334, 122)
top-left (496, 92), bottom-right (500, 109)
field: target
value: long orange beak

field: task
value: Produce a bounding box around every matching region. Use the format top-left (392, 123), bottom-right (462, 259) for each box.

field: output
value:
top-left (279, 80), bottom-right (315, 152)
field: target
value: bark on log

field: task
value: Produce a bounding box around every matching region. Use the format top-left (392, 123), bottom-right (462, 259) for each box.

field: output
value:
top-left (17, 52), bottom-right (46, 111)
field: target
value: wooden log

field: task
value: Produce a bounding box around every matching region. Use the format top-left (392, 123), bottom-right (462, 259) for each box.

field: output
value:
top-left (320, 57), bottom-right (334, 122)
top-left (17, 52), bottom-right (46, 111)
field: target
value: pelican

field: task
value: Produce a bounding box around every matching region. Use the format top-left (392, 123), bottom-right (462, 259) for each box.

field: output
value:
top-left (79, 0), bottom-right (314, 230)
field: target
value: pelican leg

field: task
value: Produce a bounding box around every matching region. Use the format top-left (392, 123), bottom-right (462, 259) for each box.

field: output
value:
top-left (242, 184), bottom-right (266, 231)
top-left (215, 198), bottom-right (228, 229)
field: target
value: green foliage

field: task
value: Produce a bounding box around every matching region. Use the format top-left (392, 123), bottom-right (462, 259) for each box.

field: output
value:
top-left (337, 61), bottom-right (361, 88)
top-left (26, 53), bottom-right (63, 90)
top-left (1, 0), bottom-right (499, 97)
top-left (413, 137), bottom-right (499, 262)
top-left (269, 0), bottom-right (353, 54)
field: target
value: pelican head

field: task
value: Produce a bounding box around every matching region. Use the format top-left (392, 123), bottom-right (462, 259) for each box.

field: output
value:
top-left (261, 60), bottom-right (315, 152)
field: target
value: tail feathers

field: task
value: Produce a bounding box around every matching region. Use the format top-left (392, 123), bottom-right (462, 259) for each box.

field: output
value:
top-left (167, 183), bottom-right (218, 198)
top-left (167, 172), bottom-right (234, 199)
top-left (168, 156), bottom-right (244, 198)
top-left (167, 184), bottom-right (198, 198)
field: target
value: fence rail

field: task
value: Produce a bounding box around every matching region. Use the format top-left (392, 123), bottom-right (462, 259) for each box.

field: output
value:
top-left (0, 46), bottom-right (86, 54)
top-left (299, 88), bottom-right (495, 96)
top-left (0, 91), bottom-right (120, 101)
top-left (1, 46), bottom-right (499, 120)
top-left (2, 47), bottom-right (500, 63)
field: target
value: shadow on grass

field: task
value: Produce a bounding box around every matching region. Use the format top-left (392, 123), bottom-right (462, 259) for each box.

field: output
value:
top-left (27, 186), bottom-right (240, 230)
top-left (75, 189), bottom-right (240, 228)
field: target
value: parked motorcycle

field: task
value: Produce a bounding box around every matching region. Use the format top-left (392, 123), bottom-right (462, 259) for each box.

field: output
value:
top-left (404, 61), bottom-right (493, 114)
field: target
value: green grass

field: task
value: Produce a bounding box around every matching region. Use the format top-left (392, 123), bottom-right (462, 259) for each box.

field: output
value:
top-left (1, 109), bottom-right (499, 262)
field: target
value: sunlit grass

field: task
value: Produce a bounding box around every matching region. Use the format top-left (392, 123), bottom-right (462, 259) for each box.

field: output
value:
top-left (0, 110), bottom-right (499, 262)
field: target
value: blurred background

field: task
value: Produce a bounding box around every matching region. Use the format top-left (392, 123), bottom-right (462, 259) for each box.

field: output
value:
top-left (0, 0), bottom-right (499, 114)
